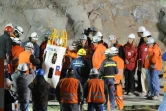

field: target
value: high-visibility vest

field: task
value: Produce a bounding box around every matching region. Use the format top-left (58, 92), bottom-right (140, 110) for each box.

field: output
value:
top-left (60, 78), bottom-right (79, 104)
top-left (86, 79), bottom-right (105, 103)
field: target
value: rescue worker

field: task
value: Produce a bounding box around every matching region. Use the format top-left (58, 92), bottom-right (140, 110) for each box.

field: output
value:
top-left (80, 34), bottom-right (94, 69)
top-left (70, 48), bottom-right (90, 85)
top-left (136, 26), bottom-right (147, 93)
top-left (0, 25), bottom-right (14, 60)
top-left (144, 37), bottom-right (162, 100)
top-left (138, 30), bottom-right (151, 96)
top-left (99, 48), bottom-right (119, 111)
top-left (12, 38), bottom-right (24, 71)
top-left (21, 32), bottom-right (40, 58)
top-left (11, 63), bottom-right (35, 111)
top-left (84, 68), bottom-right (108, 111)
top-left (66, 40), bottom-right (82, 59)
top-left (4, 78), bottom-right (17, 111)
top-left (111, 47), bottom-right (124, 110)
top-left (95, 31), bottom-right (108, 48)
top-left (92, 35), bottom-right (106, 70)
top-left (29, 69), bottom-right (51, 111)
top-left (158, 52), bottom-right (166, 111)
top-left (19, 42), bottom-right (40, 71)
top-left (39, 31), bottom-right (51, 63)
top-left (109, 34), bottom-right (125, 61)
top-left (55, 68), bottom-right (83, 111)
top-left (124, 33), bottom-right (138, 96)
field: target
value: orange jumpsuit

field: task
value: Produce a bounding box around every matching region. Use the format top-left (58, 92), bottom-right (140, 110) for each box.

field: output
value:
top-left (112, 55), bottom-right (124, 110)
top-left (92, 43), bottom-right (106, 69)
top-left (12, 45), bottom-right (24, 72)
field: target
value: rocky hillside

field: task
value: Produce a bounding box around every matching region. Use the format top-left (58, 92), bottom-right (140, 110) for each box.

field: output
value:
top-left (0, 0), bottom-right (166, 51)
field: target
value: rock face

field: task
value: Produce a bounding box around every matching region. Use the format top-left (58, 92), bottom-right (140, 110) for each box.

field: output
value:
top-left (0, 0), bottom-right (166, 51)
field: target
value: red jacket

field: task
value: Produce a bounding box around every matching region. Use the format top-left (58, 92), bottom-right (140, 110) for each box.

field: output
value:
top-left (138, 42), bottom-right (148, 67)
top-left (124, 43), bottom-right (138, 71)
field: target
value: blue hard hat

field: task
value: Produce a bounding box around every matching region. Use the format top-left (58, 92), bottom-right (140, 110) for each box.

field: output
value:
top-left (36, 69), bottom-right (44, 76)
top-left (162, 52), bottom-right (166, 61)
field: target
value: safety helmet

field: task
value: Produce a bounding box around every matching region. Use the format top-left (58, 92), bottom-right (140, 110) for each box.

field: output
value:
top-left (104, 47), bottom-right (118, 55)
top-left (137, 26), bottom-right (146, 33)
top-left (90, 27), bottom-right (97, 32)
top-left (72, 40), bottom-right (81, 47)
top-left (36, 69), bottom-right (44, 76)
top-left (5, 23), bottom-right (14, 28)
top-left (31, 32), bottom-right (39, 41)
top-left (95, 32), bottom-right (102, 37)
top-left (77, 48), bottom-right (86, 56)
top-left (25, 42), bottom-right (34, 49)
top-left (142, 30), bottom-right (151, 38)
top-left (128, 33), bottom-right (136, 39)
top-left (5, 78), bottom-right (13, 87)
top-left (17, 63), bottom-right (28, 71)
top-left (14, 26), bottom-right (23, 37)
top-left (13, 38), bottom-right (21, 44)
top-left (80, 34), bottom-right (87, 40)
top-left (92, 35), bottom-right (101, 43)
top-left (146, 37), bottom-right (155, 44)
top-left (109, 35), bottom-right (117, 41)
top-left (4, 26), bottom-right (14, 33)
top-left (89, 68), bottom-right (99, 75)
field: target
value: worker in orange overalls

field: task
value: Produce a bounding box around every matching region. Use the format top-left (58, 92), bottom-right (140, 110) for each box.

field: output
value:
top-left (84, 68), bottom-right (108, 111)
top-left (19, 42), bottom-right (40, 73)
top-left (111, 47), bottom-right (124, 110)
top-left (92, 35), bottom-right (106, 70)
top-left (55, 68), bottom-right (83, 111)
top-left (11, 38), bottom-right (24, 72)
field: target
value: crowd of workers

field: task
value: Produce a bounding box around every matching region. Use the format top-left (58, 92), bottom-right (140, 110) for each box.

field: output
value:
top-left (0, 23), bottom-right (166, 111)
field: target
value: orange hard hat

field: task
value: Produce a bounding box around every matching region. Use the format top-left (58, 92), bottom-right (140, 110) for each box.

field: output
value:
top-left (4, 26), bottom-right (14, 33)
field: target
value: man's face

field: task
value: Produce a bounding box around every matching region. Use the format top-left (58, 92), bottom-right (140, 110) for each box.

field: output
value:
top-left (137, 32), bottom-right (143, 37)
top-left (143, 37), bottom-right (148, 42)
top-left (110, 40), bottom-right (116, 45)
top-left (148, 44), bottom-right (153, 48)
top-left (80, 39), bottom-right (87, 47)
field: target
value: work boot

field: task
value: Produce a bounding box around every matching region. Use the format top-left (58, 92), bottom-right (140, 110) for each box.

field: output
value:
top-left (151, 95), bottom-right (159, 100)
top-left (128, 92), bottom-right (135, 97)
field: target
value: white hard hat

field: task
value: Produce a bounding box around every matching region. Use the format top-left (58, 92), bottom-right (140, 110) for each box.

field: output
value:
top-left (104, 47), bottom-right (118, 55)
top-left (10, 37), bottom-right (14, 41)
top-left (137, 26), bottom-right (146, 33)
top-left (109, 35), bottom-right (117, 41)
top-left (6, 23), bottom-right (14, 28)
top-left (25, 42), bottom-right (34, 48)
top-left (31, 32), bottom-right (39, 41)
top-left (5, 78), bottom-right (13, 87)
top-left (128, 33), bottom-right (136, 39)
top-left (146, 37), bottom-right (155, 44)
top-left (80, 34), bottom-right (87, 40)
top-left (142, 30), bottom-right (151, 38)
top-left (15, 26), bottom-right (23, 35)
top-left (89, 68), bottom-right (99, 75)
top-left (110, 47), bottom-right (118, 55)
top-left (92, 35), bottom-right (101, 43)
top-left (13, 38), bottom-right (21, 44)
top-left (17, 63), bottom-right (28, 71)
top-left (96, 32), bottom-right (102, 37)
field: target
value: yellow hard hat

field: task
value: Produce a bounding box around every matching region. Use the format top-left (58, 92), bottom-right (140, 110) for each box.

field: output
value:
top-left (77, 48), bottom-right (86, 56)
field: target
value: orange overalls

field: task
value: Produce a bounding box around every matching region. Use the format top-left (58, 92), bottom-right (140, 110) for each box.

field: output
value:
top-left (112, 55), bottom-right (124, 110)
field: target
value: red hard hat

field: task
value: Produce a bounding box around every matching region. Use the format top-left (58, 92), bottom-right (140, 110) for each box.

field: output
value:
top-left (4, 26), bottom-right (14, 33)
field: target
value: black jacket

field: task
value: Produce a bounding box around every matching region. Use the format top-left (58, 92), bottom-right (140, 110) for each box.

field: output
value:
top-left (28, 76), bottom-right (50, 109)
top-left (0, 33), bottom-right (12, 59)
top-left (99, 58), bottom-right (118, 77)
